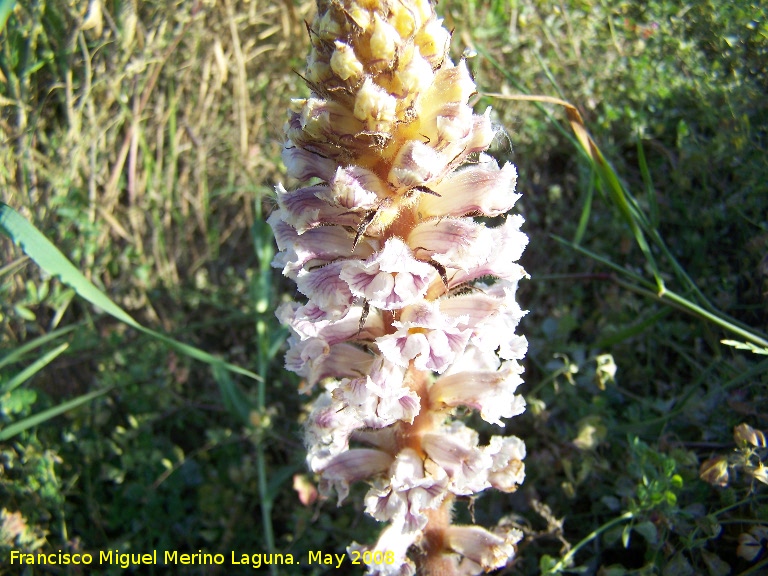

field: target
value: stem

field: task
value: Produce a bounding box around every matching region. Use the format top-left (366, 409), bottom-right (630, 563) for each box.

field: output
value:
top-left (420, 498), bottom-right (456, 576)
top-left (737, 556), bottom-right (768, 576)
top-left (614, 279), bottom-right (768, 349)
top-left (548, 511), bottom-right (634, 573)
top-left (255, 316), bottom-right (277, 576)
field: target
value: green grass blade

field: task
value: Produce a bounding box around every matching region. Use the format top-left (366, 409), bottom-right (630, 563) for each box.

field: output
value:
top-left (720, 340), bottom-right (768, 356)
top-left (552, 235), bottom-right (768, 348)
top-left (588, 145), bottom-right (665, 294)
top-left (636, 137), bottom-right (658, 229)
top-left (596, 308), bottom-right (672, 349)
top-left (0, 203), bottom-right (139, 327)
top-left (1, 342), bottom-right (69, 394)
top-left (0, 325), bottom-right (75, 370)
top-left (0, 202), bottom-right (261, 381)
top-left (0, 0), bottom-right (15, 34)
top-left (551, 235), bottom-right (651, 287)
top-left (0, 385), bottom-right (113, 441)
top-left (573, 167), bottom-right (595, 245)
top-left (211, 363), bottom-right (254, 425)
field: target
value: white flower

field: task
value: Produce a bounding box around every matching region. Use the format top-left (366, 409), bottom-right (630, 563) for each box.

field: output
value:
top-left (365, 448), bottom-right (447, 532)
top-left (377, 300), bottom-right (472, 374)
top-left (340, 238), bottom-right (435, 310)
top-left (332, 359), bottom-right (419, 427)
top-left (422, 422), bottom-right (493, 495)
top-left (349, 523), bottom-right (419, 576)
top-left (430, 362), bottom-right (526, 426)
top-left (485, 435), bottom-right (526, 492)
top-left (444, 525), bottom-right (522, 572)
top-left (318, 448), bottom-right (394, 505)
top-left (420, 156), bottom-right (520, 218)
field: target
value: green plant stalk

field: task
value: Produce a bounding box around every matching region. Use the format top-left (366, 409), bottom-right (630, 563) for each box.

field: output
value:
top-left (552, 235), bottom-right (768, 349)
top-left (548, 511), bottom-right (634, 573)
top-left (255, 316), bottom-right (276, 576)
top-left (253, 203), bottom-right (277, 576)
top-left (616, 279), bottom-right (768, 349)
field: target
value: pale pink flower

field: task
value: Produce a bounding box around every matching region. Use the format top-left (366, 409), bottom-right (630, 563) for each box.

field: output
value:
top-left (377, 301), bottom-right (472, 374)
top-left (340, 238), bottom-right (435, 310)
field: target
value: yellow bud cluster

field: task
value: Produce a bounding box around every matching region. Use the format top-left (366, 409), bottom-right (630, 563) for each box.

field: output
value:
top-left (291, 0), bottom-right (456, 176)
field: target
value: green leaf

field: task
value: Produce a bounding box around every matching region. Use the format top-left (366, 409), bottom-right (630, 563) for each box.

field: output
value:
top-left (0, 202), bottom-right (260, 381)
top-left (662, 552), bottom-right (694, 576)
top-left (636, 137), bottom-right (658, 229)
top-left (13, 304), bottom-right (36, 321)
top-left (0, 386), bottom-right (112, 441)
top-left (665, 491), bottom-right (677, 506)
top-left (539, 554), bottom-right (560, 574)
top-left (573, 168), bottom-right (594, 246)
top-left (1, 388), bottom-right (37, 416)
top-left (211, 363), bottom-right (254, 426)
top-left (721, 339), bottom-right (768, 355)
top-left (1, 342), bottom-right (69, 394)
top-left (633, 520), bottom-right (658, 545)
top-left (621, 522), bottom-right (632, 548)
top-left (0, 325), bottom-right (75, 371)
top-left (0, 0), bottom-right (15, 34)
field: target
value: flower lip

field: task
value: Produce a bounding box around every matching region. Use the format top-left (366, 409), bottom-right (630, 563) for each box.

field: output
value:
top-left (319, 448), bottom-right (394, 504)
top-left (377, 300), bottom-right (472, 374)
top-left (430, 363), bottom-right (526, 426)
top-left (444, 525), bottom-right (521, 571)
top-left (340, 237), bottom-right (435, 310)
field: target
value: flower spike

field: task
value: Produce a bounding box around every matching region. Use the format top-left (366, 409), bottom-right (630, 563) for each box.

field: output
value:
top-left (271, 0), bottom-right (529, 573)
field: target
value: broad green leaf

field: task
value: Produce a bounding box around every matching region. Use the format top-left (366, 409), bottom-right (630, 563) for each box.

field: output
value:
top-left (633, 520), bottom-right (658, 545)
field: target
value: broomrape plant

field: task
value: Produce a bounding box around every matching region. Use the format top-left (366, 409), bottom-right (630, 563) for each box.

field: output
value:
top-left (269, 0), bottom-right (528, 573)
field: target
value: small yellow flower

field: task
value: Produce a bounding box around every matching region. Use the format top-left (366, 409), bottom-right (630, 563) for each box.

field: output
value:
top-left (699, 456), bottom-right (729, 487)
top-left (734, 422), bottom-right (767, 449)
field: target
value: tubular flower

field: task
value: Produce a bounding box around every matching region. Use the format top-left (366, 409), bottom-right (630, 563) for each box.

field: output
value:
top-left (270, 0), bottom-right (528, 573)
